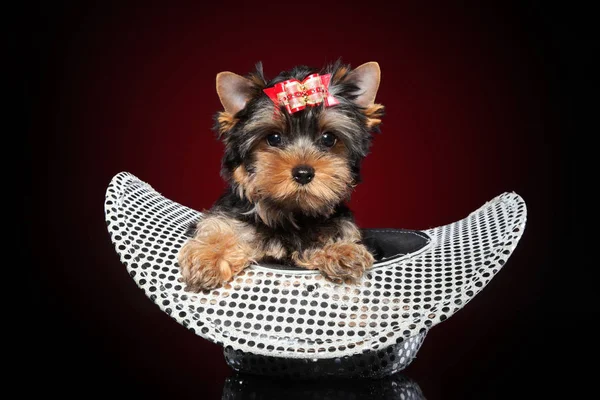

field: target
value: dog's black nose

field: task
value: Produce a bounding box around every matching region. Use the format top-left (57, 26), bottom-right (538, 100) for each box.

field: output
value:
top-left (292, 165), bottom-right (315, 185)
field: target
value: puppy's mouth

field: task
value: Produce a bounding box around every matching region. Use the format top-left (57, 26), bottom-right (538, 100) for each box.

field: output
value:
top-left (253, 172), bottom-right (353, 216)
top-left (245, 145), bottom-right (354, 217)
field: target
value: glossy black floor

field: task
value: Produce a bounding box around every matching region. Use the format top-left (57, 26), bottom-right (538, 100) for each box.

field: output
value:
top-left (37, 300), bottom-right (587, 399)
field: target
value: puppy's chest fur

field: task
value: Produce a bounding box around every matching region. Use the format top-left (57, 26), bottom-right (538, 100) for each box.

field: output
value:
top-left (213, 189), bottom-right (355, 263)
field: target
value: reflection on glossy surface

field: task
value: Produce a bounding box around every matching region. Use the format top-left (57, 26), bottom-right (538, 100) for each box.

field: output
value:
top-left (222, 371), bottom-right (426, 400)
top-left (224, 331), bottom-right (427, 379)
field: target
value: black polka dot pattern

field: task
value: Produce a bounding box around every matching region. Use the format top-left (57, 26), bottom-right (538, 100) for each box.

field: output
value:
top-left (104, 172), bottom-right (527, 373)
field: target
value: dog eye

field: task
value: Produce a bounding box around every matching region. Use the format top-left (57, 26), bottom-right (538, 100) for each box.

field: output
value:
top-left (320, 132), bottom-right (337, 147)
top-left (266, 133), bottom-right (282, 147)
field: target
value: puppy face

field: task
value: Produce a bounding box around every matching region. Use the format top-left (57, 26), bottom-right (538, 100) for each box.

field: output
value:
top-left (214, 61), bottom-right (384, 226)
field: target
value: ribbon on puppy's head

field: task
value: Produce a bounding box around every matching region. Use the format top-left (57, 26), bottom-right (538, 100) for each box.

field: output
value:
top-left (263, 74), bottom-right (339, 114)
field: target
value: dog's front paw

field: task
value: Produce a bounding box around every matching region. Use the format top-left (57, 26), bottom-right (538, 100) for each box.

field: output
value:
top-left (295, 242), bottom-right (375, 284)
top-left (177, 232), bottom-right (253, 291)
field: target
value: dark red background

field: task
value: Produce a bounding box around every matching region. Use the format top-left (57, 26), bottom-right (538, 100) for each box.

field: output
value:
top-left (25, 2), bottom-right (584, 398)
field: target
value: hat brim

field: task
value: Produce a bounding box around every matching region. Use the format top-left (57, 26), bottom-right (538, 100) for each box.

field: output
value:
top-left (105, 172), bottom-right (527, 360)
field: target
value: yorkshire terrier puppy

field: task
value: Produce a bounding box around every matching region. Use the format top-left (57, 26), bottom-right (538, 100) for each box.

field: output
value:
top-left (178, 60), bottom-right (384, 291)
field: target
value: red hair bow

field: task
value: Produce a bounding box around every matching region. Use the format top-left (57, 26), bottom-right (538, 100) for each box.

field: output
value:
top-left (263, 73), bottom-right (339, 114)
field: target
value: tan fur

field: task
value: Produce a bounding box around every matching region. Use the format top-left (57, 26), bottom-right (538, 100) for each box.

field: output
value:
top-left (251, 141), bottom-right (353, 225)
top-left (336, 220), bottom-right (362, 243)
top-left (215, 71), bottom-right (268, 136)
top-left (254, 201), bottom-right (298, 229)
top-left (332, 66), bottom-right (350, 83)
top-left (248, 72), bottom-right (266, 88)
top-left (232, 165), bottom-right (256, 201)
top-left (232, 165), bottom-right (247, 187)
top-left (178, 214), bottom-right (259, 290)
top-left (292, 240), bottom-right (374, 283)
top-left (262, 239), bottom-right (287, 259)
top-left (363, 103), bottom-right (385, 130)
top-left (217, 112), bottom-right (239, 136)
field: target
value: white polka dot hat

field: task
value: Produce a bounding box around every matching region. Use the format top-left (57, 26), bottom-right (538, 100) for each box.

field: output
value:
top-left (105, 172), bottom-right (527, 378)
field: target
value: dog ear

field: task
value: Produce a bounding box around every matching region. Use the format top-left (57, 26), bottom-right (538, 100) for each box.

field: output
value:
top-left (348, 62), bottom-right (381, 107)
top-left (216, 72), bottom-right (255, 115)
